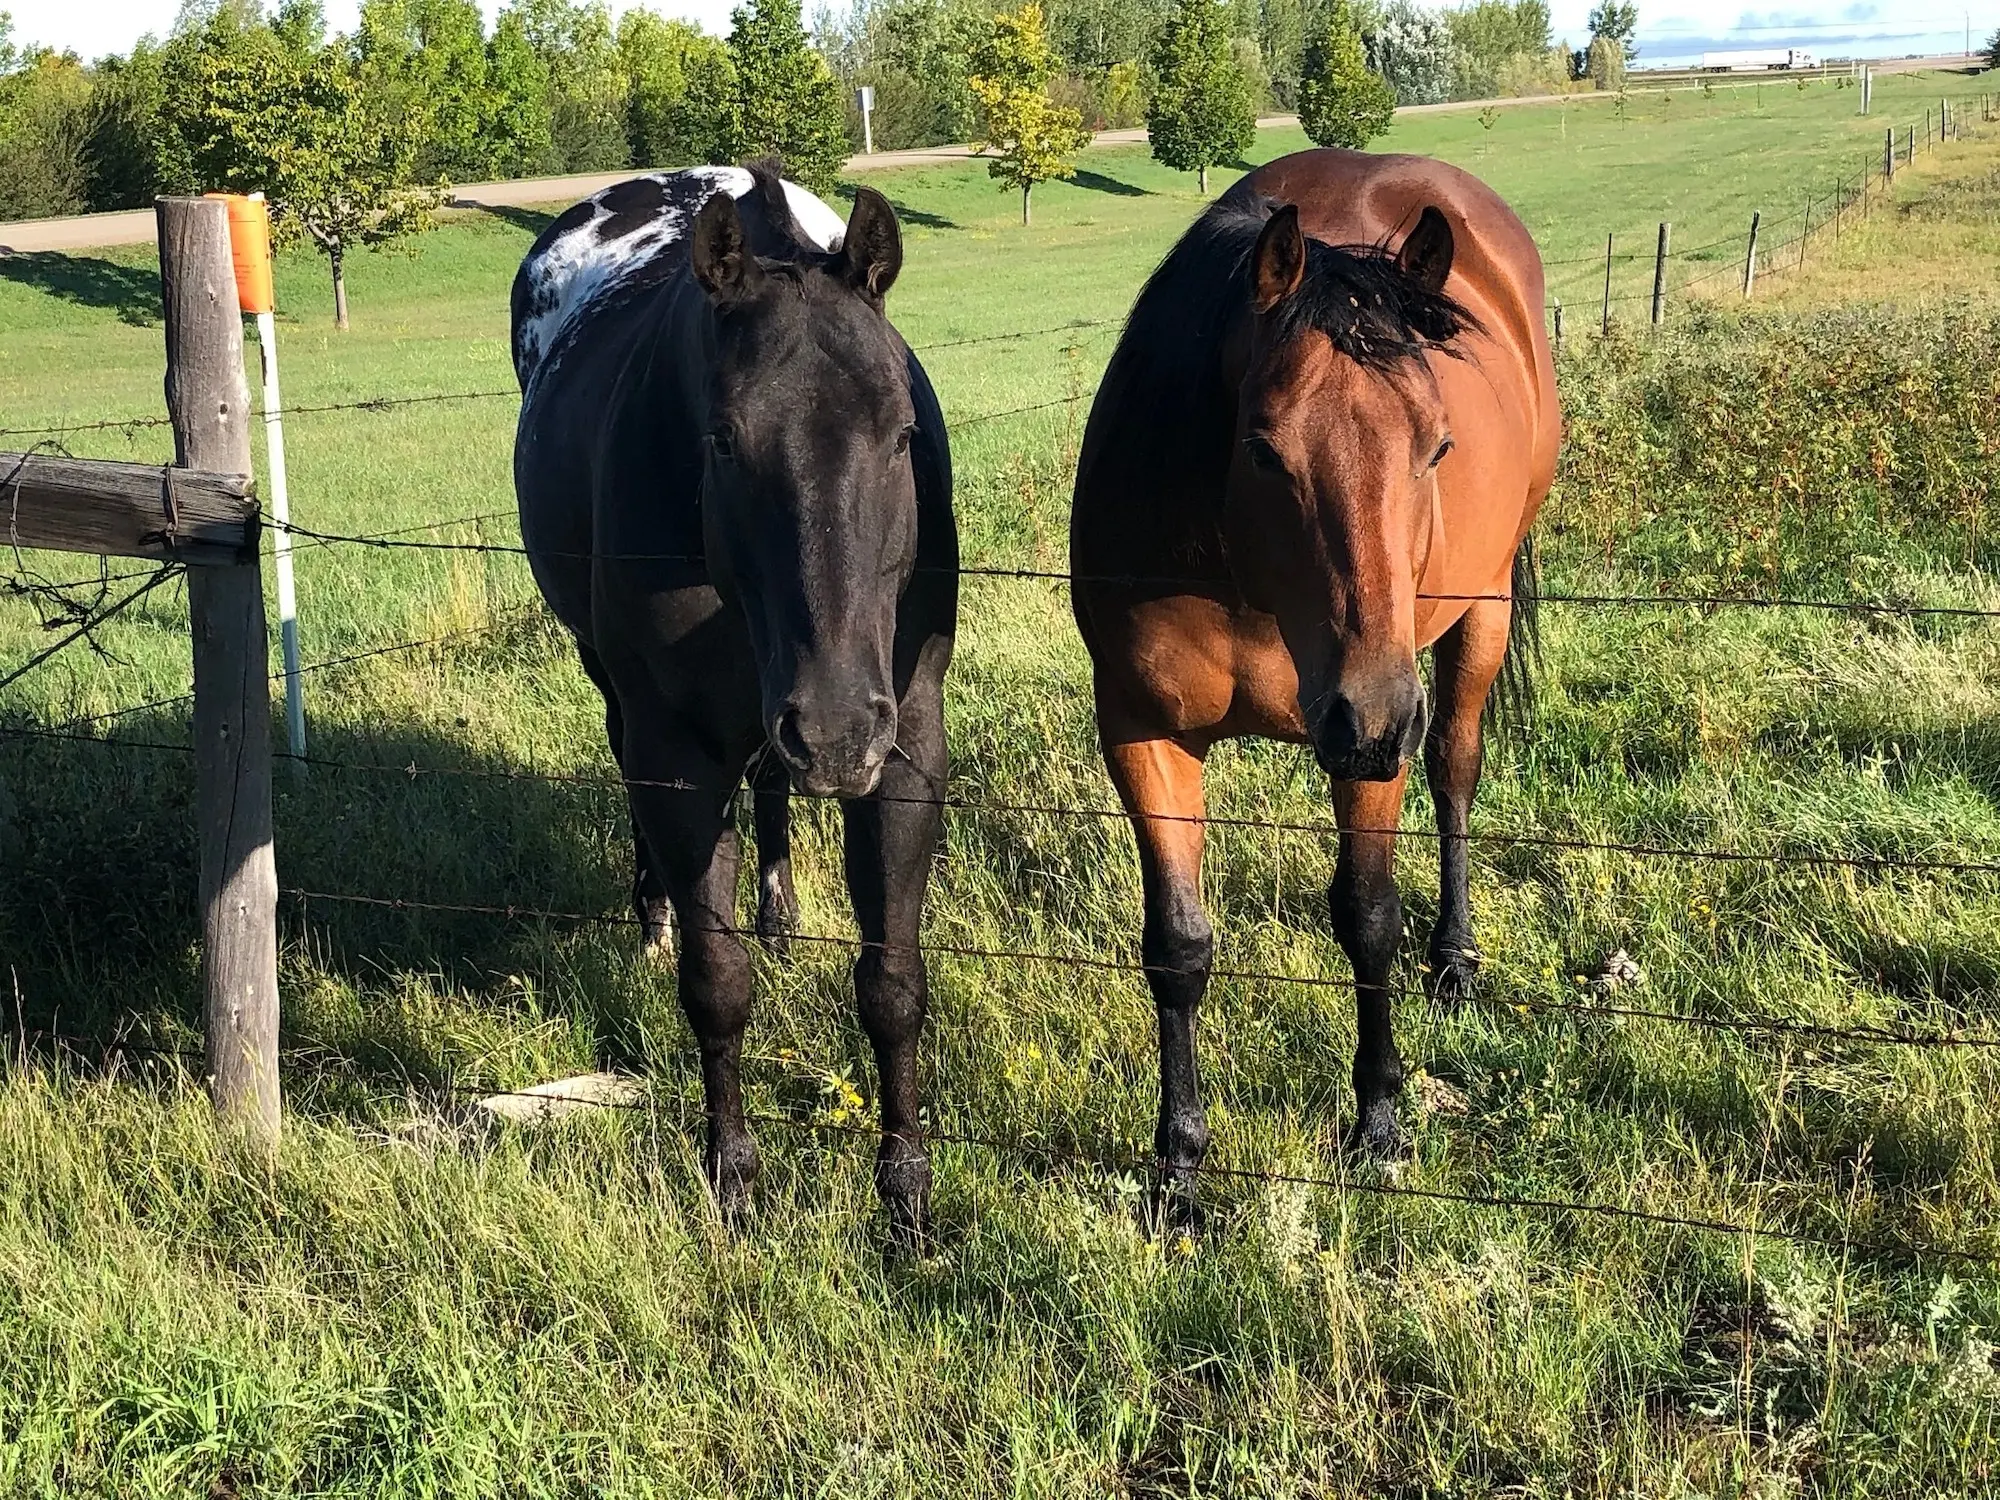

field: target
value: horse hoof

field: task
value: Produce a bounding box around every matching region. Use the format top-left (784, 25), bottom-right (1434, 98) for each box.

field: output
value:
top-left (1426, 942), bottom-right (1483, 1003)
top-left (640, 907), bottom-right (676, 965)
top-left (877, 1152), bottom-right (933, 1257)
top-left (1344, 1108), bottom-right (1411, 1164)
top-left (706, 1140), bottom-right (760, 1218)
top-left (1143, 1171), bottom-right (1207, 1237)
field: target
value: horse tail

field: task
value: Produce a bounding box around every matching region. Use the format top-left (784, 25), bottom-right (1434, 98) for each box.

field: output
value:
top-left (1490, 531), bottom-right (1540, 741)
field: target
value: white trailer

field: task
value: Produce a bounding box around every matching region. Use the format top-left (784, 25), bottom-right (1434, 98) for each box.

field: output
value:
top-left (1701, 47), bottom-right (1818, 70)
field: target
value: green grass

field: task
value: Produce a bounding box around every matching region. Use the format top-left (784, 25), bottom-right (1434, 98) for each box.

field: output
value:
top-left (3, 71), bottom-right (2000, 1497)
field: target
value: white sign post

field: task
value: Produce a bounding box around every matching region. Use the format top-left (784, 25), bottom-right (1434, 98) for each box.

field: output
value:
top-left (856, 86), bottom-right (875, 156)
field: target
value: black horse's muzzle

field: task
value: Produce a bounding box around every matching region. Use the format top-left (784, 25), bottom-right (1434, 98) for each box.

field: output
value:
top-left (771, 690), bottom-right (897, 799)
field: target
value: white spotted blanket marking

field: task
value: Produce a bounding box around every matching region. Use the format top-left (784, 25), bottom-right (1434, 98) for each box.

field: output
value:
top-left (511, 166), bottom-right (847, 389)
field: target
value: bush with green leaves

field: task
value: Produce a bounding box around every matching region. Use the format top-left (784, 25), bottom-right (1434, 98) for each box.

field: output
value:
top-left (1297, 0), bottom-right (1394, 149)
top-left (618, 9), bottom-right (735, 168)
top-left (1145, 0), bottom-right (1257, 194)
top-left (727, 0), bottom-right (848, 194)
top-left (168, 24), bottom-right (443, 328)
top-left (0, 32), bottom-right (92, 219)
top-left (1365, 0), bottom-right (1458, 106)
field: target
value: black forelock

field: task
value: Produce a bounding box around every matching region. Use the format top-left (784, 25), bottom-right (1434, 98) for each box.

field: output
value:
top-left (738, 156), bottom-right (850, 289)
top-left (1216, 194), bottom-right (1481, 368)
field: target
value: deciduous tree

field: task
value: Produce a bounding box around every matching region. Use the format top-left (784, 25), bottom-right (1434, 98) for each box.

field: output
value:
top-left (1146, 0), bottom-right (1256, 194)
top-left (618, 9), bottom-right (736, 168)
top-left (1297, 0), bottom-right (1393, 149)
top-left (968, 3), bottom-right (1091, 224)
top-left (728, 0), bottom-right (848, 194)
top-left (172, 32), bottom-right (443, 328)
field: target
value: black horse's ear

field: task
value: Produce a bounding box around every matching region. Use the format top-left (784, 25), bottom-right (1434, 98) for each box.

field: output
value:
top-left (1398, 206), bottom-right (1455, 293)
top-left (1252, 204), bottom-right (1306, 313)
top-left (692, 191), bottom-right (761, 305)
top-left (841, 186), bottom-right (902, 301)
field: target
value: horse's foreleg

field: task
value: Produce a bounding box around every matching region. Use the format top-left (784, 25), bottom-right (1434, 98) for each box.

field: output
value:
top-left (1423, 601), bottom-right (1510, 999)
top-left (626, 731), bottom-right (758, 1212)
top-left (749, 750), bottom-right (798, 955)
top-left (1105, 734), bottom-right (1213, 1220)
top-left (841, 675), bottom-right (946, 1252)
top-left (1331, 771), bottom-right (1411, 1160)
top-left (575, 639), bottom-right (673, 958)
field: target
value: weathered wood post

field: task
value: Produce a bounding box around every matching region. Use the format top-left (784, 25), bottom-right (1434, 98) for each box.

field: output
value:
top-left (1600, 233), bottom-right (1613, 336)
top-left (157, 196), bottom-right (281, 1155)
top-left (1884, 127), bottom-right (1894, 181)
top-left (1742, 211), bottom-right (1760, 298)
top-left (1551, 296), bottom-right (1563, 354)
top-left (1799, 197), bottom-right (1811, 272)
top-left (1651, 222), bottom-right (1669, 327)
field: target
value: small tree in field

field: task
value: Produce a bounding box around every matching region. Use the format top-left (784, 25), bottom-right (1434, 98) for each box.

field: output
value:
top-left (968, 4), bottom-right (1089, 225)
top-left (728, 0), bottom-right (847, 194)
top-left (1146, 0), bottom-right (1256, 194)
top-left (176, 34), bottom-right (441, 328)
top-left (1297, 0), bottom-right (1393, 150)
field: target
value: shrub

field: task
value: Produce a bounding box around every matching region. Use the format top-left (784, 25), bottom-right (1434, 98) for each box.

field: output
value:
top-left (1297, 0), bottom-right (1394, 148)
top-left (1365, 0), bottom-right (1457, 106)
top-left (1554, 308), bottom-right (2000, 589)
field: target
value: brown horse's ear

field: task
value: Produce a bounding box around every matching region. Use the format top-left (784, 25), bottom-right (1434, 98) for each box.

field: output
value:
top-left (841, 186), bottom-right (902, 301)
top-left (1252, 204), bottom-right (1306, 312)
top-left (692, 191), bottom-right (761, 305)
top-left (1397, 206), bottom-right (1455, 292)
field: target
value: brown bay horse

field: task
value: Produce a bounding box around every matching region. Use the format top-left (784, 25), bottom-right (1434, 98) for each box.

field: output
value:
top-left (1071, 149), bottom-right (1559, 1197)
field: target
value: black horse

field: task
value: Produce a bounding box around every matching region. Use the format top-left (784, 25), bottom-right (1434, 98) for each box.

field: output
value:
top-left (512, 161), bottom-right (958, 1245)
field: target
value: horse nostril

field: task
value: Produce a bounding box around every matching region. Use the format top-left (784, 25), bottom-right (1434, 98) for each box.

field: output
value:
top-left (773, 708), bottom-right (812, 769)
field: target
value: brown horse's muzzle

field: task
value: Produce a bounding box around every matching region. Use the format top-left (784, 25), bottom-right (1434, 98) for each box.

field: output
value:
top-left (1307, 670), bottom-right (1428, 782)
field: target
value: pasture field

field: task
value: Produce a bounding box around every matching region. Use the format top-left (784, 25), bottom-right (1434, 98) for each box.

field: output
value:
top-left (3, 70), bottom-right (2000, 1497)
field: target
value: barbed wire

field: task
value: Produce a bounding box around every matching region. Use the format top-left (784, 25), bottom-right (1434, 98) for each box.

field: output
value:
top-left (273, 886), bottom-right (2000, 1052)
top-left (254, 515), bottom-right (2000, 619)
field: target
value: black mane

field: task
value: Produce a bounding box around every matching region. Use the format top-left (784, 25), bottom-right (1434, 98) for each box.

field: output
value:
top-left (1196, 193), bottom-right (1478, 368)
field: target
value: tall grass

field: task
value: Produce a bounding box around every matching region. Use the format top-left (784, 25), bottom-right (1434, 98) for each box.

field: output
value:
top-left (3, 89), bottom-right (2000, 1497)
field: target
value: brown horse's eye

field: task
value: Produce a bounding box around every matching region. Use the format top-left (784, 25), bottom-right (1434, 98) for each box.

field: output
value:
top-left (1244, 435), bottom-right (1286, 475)
top-left (1429, 437), bottom-right (1454, 469)
top-left (893, 425), bottom-right (914, 457)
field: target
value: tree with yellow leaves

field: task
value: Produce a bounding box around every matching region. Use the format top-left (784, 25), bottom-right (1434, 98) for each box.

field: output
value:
top-left (967, 3), bottom-right (1090, 226)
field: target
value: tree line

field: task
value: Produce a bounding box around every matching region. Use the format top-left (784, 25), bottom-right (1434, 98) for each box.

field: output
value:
top-left (0, 0), bottom-right (1638, 315)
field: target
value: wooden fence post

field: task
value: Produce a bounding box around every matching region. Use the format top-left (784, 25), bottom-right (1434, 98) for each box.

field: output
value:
top-left (1651, 221), bottom-right (1669, 327)
top-left (1884, 127), bottom-right (1894, 180)
top-left (157, 196), bottom-right (281, 1156)
top-left (1552, 297), bottom-right (1563, 354)
top-left (1742, 211), bottom-right (1759, 298)
top-left (1600, 233), bottom-right (1613, 336)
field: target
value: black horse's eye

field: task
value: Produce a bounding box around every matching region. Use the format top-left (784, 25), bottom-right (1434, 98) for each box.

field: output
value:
top-left (1243, 435), bottom-right (1286, 476)
top-left (893, 424), bottom-right (914, 457)
top-left (1429, 437), bottom-right (1454, 469)
top-left (708, 426), bottom-right (736, 460)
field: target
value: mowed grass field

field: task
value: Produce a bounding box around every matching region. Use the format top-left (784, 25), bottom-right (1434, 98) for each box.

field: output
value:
top-left (3, 68), bottom-right (2000, 1497)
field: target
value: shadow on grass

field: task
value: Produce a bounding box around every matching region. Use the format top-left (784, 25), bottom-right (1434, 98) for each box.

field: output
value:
top-left (1068, 170), bottom-right (1150, 198)
top-left (468, 203), bottom-right (561, 238)
top-left (0, 706), bottom-right (662, 1078)
top-left (0, 250), bottom-right (160, 326)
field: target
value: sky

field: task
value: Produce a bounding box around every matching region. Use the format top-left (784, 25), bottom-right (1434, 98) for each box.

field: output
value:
top-left (22, 0), bottom-right (1997, 70)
